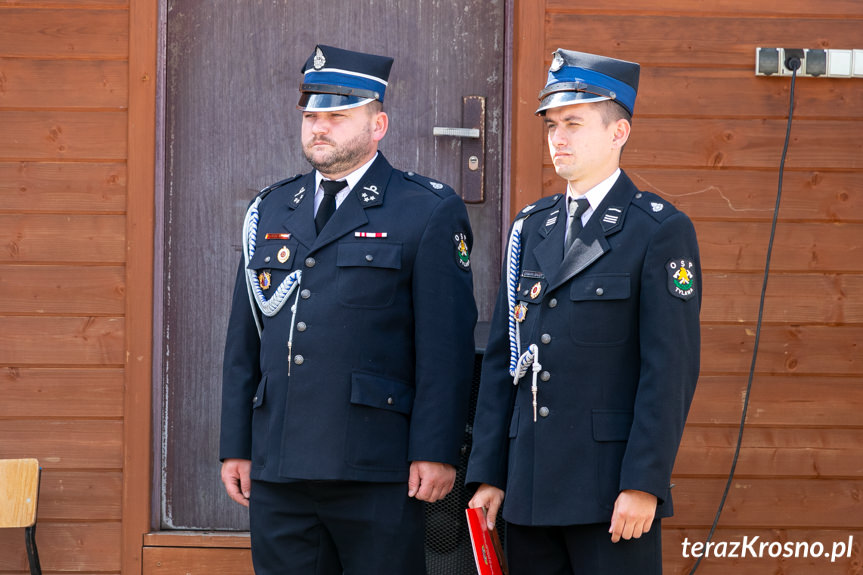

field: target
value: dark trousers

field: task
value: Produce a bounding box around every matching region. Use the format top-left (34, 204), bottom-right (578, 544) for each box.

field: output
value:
top-left (249, 479), bottom-right (426, 575)
top-left (505, 520), bottom-right (662, 575)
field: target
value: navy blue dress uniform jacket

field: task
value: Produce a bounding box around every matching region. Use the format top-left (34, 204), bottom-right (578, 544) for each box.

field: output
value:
top-left (466, 170), bottom-right (701, 526)
top-left (220, 154), bottom-right (478, 483)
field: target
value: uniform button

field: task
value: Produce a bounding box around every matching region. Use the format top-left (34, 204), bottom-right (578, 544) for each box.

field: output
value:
top-left (540, 371), bottom-right (550, 382)
top-left (539, 406), bottom-right (550, 418)
top-left (252, 396), bottom-right (258, 403)
top-left (365, 254), bottom-right (374, 262)
top-left (548, 298), bottom-right (558, 309)
top-left (635, 192), bottom-right (643, 199)
top-left (294, 355), bottom-right (304, 365)
top-left (407, 171), bottom-right (415, 176)
top-left (296, 321), bottom-right (307, 332)
top-left (264, 256), bottom-right (271, 263)
top-left (386, 396), bottom-right (394, 405)
top-left (300, 289), bottom-right (311, 299)
top-left (305, 257), bottom-right (316, 268)
top-left (541, 333), bottom-right (552, 344)
top-left (595, 287), bottom-right (604, 296)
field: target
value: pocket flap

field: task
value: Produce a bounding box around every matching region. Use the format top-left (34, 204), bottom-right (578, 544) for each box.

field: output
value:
top-left (350, 371), bottom-right (414, 415)
top-left (252, 377), bottom-right (267, 409)
top-left (592, 409), bottom-right (633, 442)
top-left (570, 274), bottom-right (630, 301)
top-left (248, 241), bottom-right (297, 271)
top-left (337, 242), bottom-right (402, 269)
top-left (508, 405), bottom-right (520, 438)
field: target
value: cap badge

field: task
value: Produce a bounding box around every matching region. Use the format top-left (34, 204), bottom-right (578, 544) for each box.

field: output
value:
top-left (277, 246), bottom-right (290, 264)
top-left (550, 51), bottom-right (565, 72)
top-left (313, 47), bottom-right (326, 70)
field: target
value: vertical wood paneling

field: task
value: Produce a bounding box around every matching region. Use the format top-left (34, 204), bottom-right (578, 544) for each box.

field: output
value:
top-left (509, 0), bottom-right (546, 215)
top-left (124, 0), bottom-right (158, 573)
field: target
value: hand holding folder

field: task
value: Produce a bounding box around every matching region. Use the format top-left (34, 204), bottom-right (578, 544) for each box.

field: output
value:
top-left (465, 507), bottom-right (508, 575)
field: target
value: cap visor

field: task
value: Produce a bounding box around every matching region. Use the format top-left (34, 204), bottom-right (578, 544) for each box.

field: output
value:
top-left (297, 93), bottom-right (374, 112)
top-left (535, 92), bottom-right (610, 115)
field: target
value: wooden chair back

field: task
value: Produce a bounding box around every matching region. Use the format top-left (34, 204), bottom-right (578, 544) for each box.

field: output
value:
top-left (0, 458), bottom-right (41, 528)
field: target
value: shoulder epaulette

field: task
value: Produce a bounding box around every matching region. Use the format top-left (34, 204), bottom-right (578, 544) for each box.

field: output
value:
top-left (403, 171), bottom-right (454, 197)
top-left (257, 174), bottom-right (302, 199)
top-left (515, 193), bottom-right (562, 221)
top-left (631, 190), bottom-right (679, 222)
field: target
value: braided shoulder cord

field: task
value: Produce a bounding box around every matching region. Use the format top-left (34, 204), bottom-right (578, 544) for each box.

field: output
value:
top-left (242, 197), bottom-right (302, 333)
top-left (506, 218), bottom-right (525, 377)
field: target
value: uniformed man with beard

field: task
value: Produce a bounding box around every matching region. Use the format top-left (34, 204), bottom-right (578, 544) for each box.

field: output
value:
top-left (219, 44), bottom-right (477, 575)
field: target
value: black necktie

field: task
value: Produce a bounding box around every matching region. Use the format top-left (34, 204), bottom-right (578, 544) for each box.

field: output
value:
top-left (564, 197), bottom-right (590, 254)
top-left (315, 180), bottom-right (347, 233)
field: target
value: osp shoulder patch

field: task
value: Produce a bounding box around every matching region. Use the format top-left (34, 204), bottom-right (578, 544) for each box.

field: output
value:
top-left (453, 232), bottom-right (471, 271)
top-left (666, 258), bottom-right (697, 300)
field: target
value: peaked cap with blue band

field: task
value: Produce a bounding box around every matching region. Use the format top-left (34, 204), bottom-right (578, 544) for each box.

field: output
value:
top-left (297, 44), bottom-right (394, 112)
top-left (536, 49), bottom-right (640, 116)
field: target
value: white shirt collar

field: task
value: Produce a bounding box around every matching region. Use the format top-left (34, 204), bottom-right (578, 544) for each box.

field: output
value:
top-left (566, 168), bottom-right (621, 213)
top-left (315, 152), bottom-right (378, 195)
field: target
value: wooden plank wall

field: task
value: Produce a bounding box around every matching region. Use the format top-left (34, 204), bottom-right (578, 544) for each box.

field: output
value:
top-left (511, 1), bottom-right (863, 573)
top-left (0, 0), bottom-right (156, 573)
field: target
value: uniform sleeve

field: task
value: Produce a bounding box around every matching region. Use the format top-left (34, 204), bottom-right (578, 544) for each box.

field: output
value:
top-left (218, 256), bottom-right (262, 461)
top-left (619, 211), bottom-right (701, 502)
top-left (464, 261), bottom-right (518, 491)
top-left (408, 193), bottom-right (478, 466)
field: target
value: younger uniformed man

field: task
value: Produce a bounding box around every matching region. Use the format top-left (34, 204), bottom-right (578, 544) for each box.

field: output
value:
top-left (467, 49), bottom-right (701, 574)
top-left (219, 44), bottom-right (478, 574)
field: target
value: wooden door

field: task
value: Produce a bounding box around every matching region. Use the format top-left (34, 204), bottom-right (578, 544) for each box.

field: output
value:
top-left (160, 0), bottom-right (506, 530)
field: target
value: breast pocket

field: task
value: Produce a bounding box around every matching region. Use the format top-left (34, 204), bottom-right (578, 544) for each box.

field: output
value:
top-left (337, 242), bottom-right (403, 308)
top-left (569, 274), bottom-right (632, 345)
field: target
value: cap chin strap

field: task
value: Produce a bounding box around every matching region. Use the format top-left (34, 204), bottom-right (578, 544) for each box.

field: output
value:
top-left (299, 98), bottom-right (375, 113)
top-left (538, 80), bottom-right (618, 102)
top-left (300, 83), bottom-right (380, 101)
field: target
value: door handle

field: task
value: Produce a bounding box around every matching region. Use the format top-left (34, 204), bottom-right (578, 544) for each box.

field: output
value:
top-left (432, 127), bottom-right (480, 138)
top-left (432, 95), bottom-right (485, 203)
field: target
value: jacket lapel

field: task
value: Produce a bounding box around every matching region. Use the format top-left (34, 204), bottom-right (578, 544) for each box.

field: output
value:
top-left (531, 196), bottom-right (567, 284)
top-left (550, 220), bottom-right (609, 291)
top-left (549, 172), bottom-right (637, 291)
top-left (280, 173), bottom-right (317, 248)
top-left (311, 154), bottom-right (392, 252)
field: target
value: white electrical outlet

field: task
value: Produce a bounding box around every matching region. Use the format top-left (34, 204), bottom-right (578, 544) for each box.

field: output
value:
top-left (756, 47), bottom-right (863, 78)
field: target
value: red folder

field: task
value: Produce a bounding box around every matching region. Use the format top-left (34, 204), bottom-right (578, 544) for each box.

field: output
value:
top-left (465, 507), bottom-right (508, 575)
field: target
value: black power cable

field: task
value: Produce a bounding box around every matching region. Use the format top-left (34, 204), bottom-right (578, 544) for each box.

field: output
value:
top-left (687, 55), bottom-right (801, 574)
